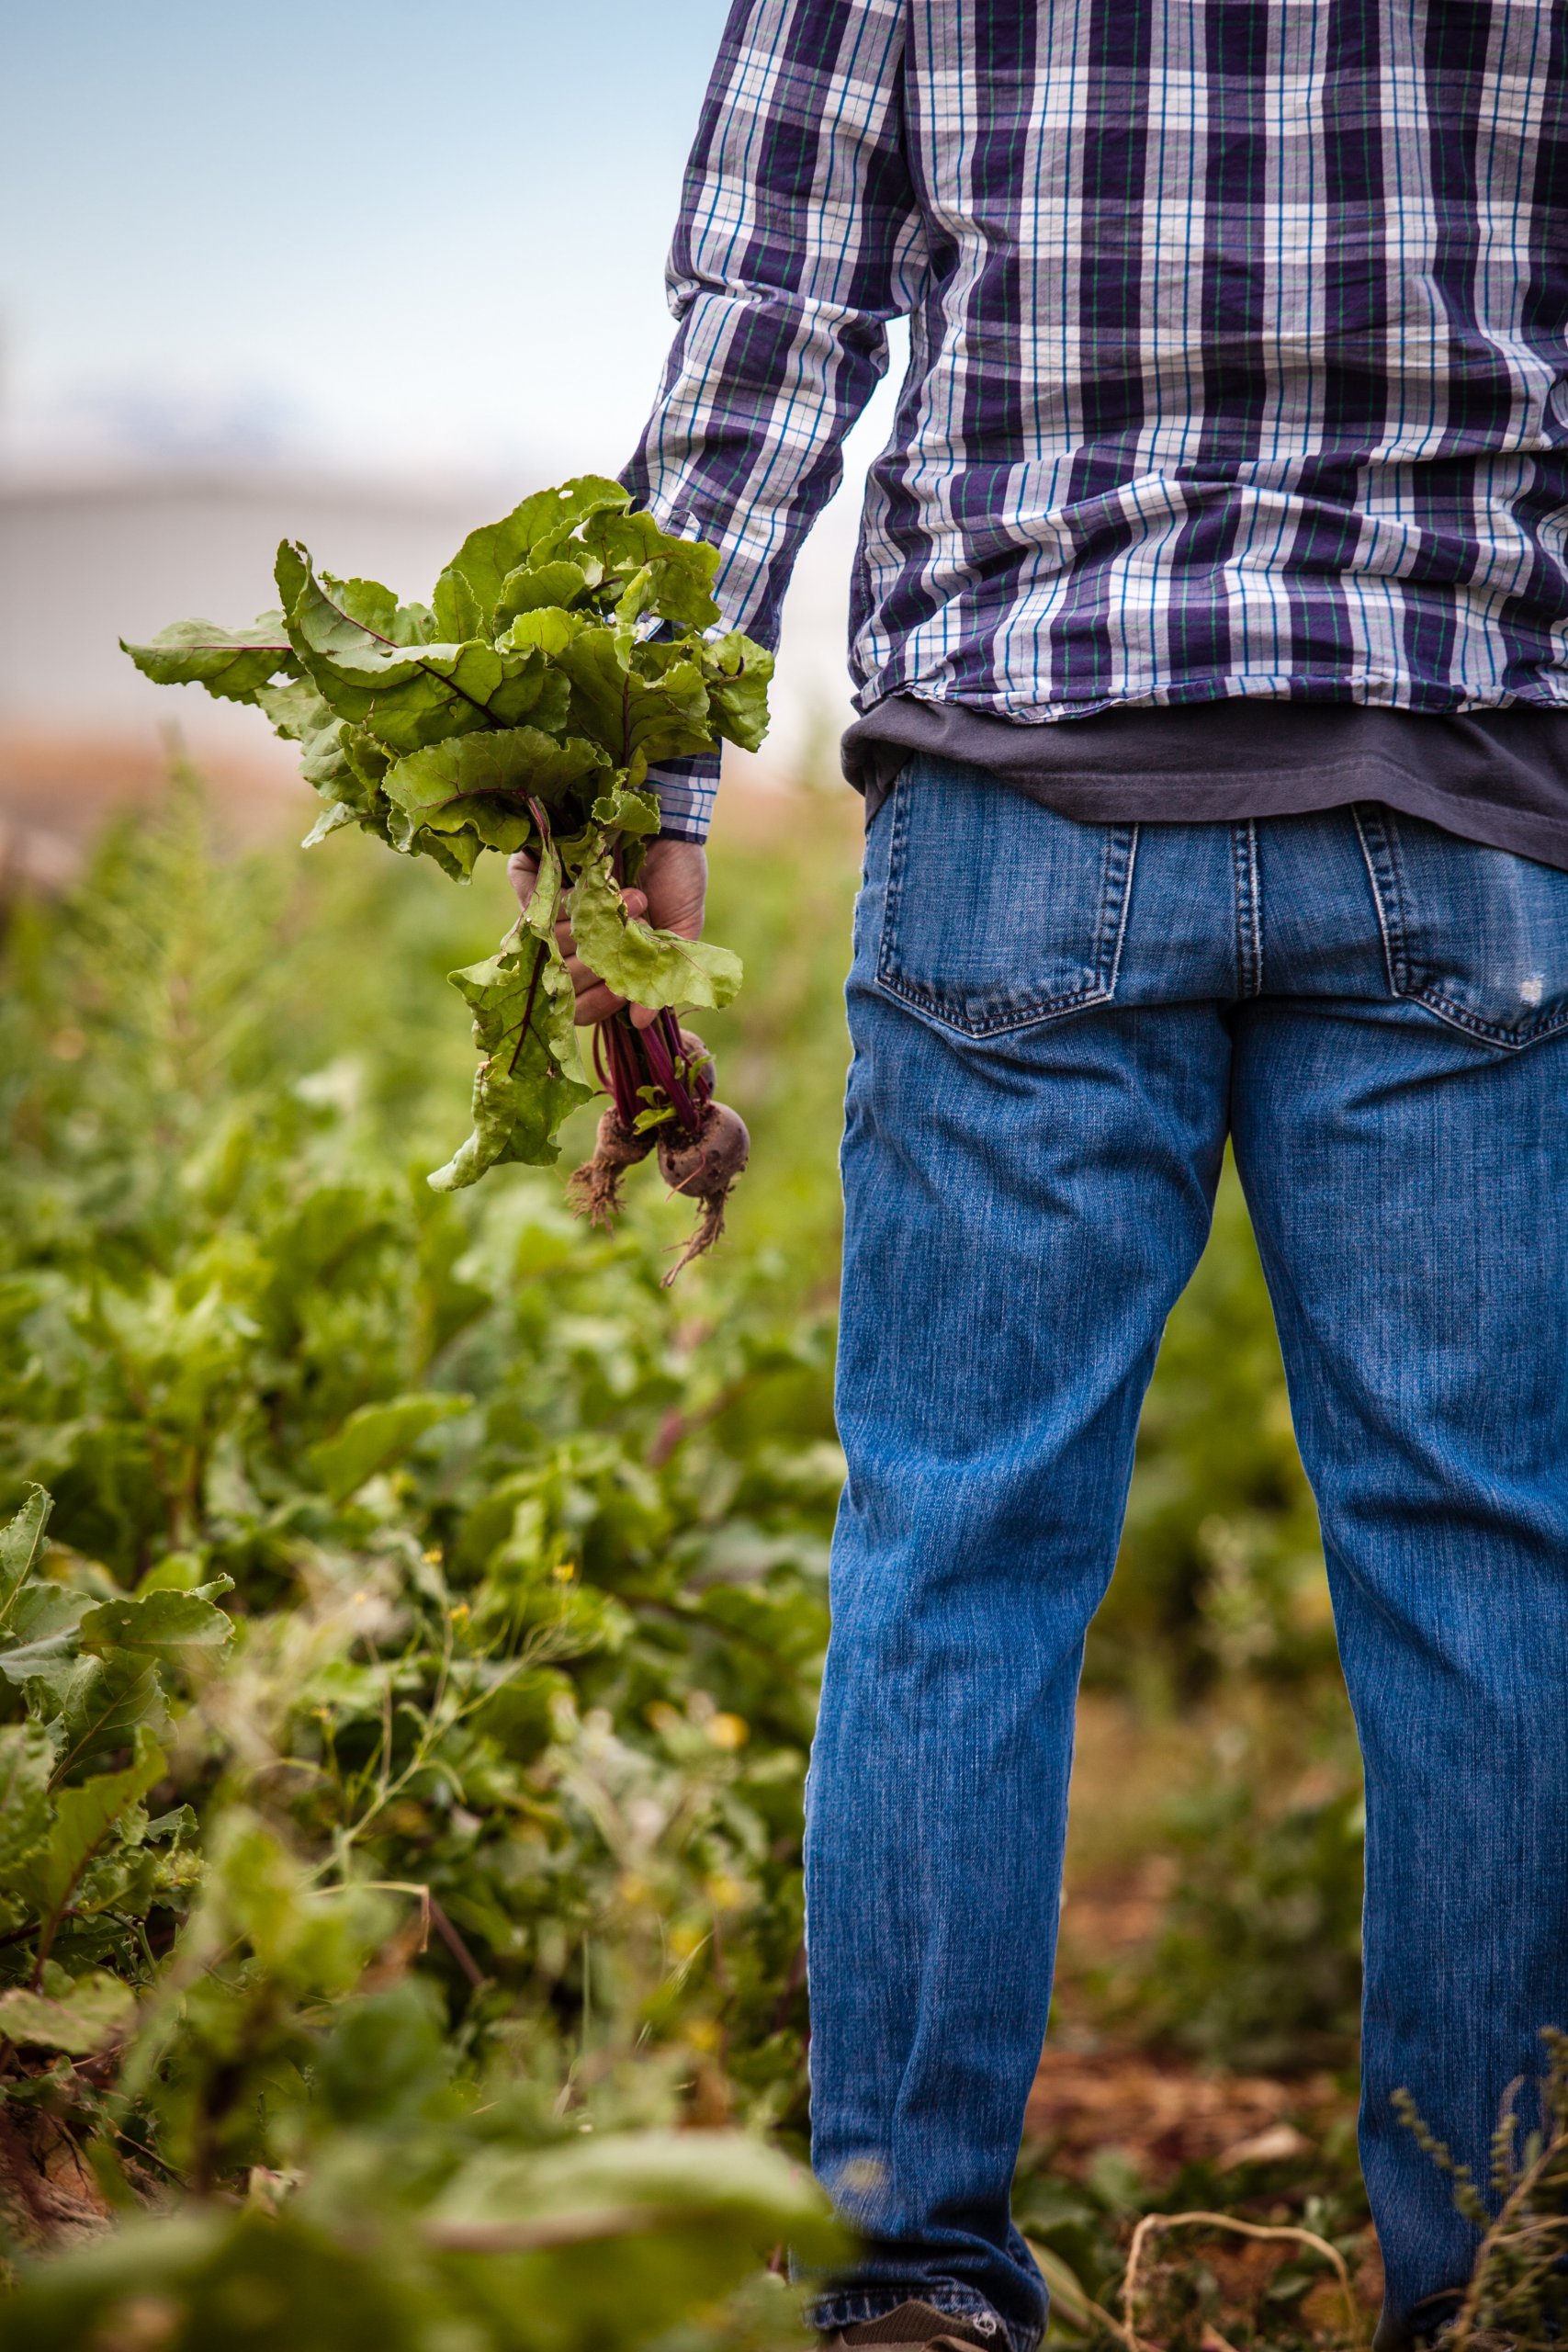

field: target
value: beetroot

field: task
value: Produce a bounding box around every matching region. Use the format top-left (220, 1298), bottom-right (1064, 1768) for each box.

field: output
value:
top-left (566, 1008), bottom-right (745, 1278)
top-left (566, 1104), bottom-right (655, 1227)
top-left (655, 1099), bottom-right (750, 1283)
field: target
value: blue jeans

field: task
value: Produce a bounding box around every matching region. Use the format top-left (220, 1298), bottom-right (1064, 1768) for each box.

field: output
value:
top-left (806, 758), bottom-right (1568, 2352)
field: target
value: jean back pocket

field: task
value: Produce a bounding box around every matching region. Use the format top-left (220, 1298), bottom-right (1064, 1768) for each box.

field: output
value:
top-left (874, 756), bottom-right (1139, 1039)
top-left (1357, 806), bottom-right (1568, 1049)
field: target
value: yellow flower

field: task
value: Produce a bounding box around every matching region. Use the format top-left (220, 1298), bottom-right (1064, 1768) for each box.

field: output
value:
top-left (705, 1713), bottom-right (749, 1751)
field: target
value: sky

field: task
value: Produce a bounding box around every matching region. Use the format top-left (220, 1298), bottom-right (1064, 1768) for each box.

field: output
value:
top-left (2, 0), bottom-right (745, 473)
top-left (0, 2), bottom-right (902, 765)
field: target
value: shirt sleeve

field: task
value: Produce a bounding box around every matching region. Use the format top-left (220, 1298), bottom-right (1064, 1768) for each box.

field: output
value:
top-left (624, 0), bottom-right (926, 842)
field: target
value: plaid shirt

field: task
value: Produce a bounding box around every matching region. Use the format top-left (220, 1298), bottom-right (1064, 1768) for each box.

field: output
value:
top-left (626, 0), bottom-right (1568, 842)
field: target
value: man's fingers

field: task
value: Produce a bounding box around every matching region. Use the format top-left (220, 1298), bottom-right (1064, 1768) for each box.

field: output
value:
top-left (508, 859), bottom-right (658, 1026)
top-left (573, 983), bottom-right (628, 1026)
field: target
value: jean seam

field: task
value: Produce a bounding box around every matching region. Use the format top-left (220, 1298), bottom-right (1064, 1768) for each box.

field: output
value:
top-left (1353, 802), bottom-right (1408, 995)
top-left (1233, 817), bottom-right (1263, 997)
top-left (1100, 822), bottom-right (1141, 994)
top-left (874, 970), bottom-right (1116, 1037)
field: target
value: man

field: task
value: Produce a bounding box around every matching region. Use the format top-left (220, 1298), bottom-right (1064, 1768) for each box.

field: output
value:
top-left (517, 4), bottom-right (1568, 2346)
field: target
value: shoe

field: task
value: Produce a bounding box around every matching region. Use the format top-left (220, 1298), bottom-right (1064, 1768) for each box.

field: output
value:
top-left (818, 2302), bottom-right (1004, 2349)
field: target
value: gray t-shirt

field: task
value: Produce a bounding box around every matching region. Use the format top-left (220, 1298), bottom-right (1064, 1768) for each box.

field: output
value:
top-left (842, 697), bottom-right (1568, 874)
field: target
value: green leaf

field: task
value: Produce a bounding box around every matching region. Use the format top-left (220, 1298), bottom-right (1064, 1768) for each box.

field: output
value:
top-left (482, 648), bottom-right (571, 732)
top-left (257, 675), bottom-right (335, 741)
top-left (380, 729), bottom-right (609, 854)
top-left (48, 1651), bottom-right (168, 1783)
top-left (494, 559), bottom-right (599, 628)
top-left (7, 1579), bottom-right (85, 1651)
top-left (302, 802), bottom-right (360, 847)
top-left (428, 2125), bottom-right (841, 2261)
top-left (504, 607), bottom-right (585, 660)
top-left (276, 543), bottom-right (492, 755)
top-left (305, 1393), bottom-right (473, 1505)
top-left (570, 853), bottom-right (742, 1012)
top-left (0, 1484), bottom-right (51, 1629)
top-left (314, 576), bottom-right (436, 647)
top-left (78, 1587), bottom-right (233, 1654)
top-left (0, 1722), bottom-right (56, 1872)
top-left (589, 782), bottom-right (661, 837)
top-left (701, 631), bottom-right (774, 754)
top-left (429, 845), bottom-right (593, 1191)
top-left (0, 1631), bottom-right (81, 1690)
top-left (555, 632), bottom-right (714, 775)
top-left (14, 1724), bottom-right (164, 1939)
top-left (0, 1566), bottom-right (87, 1697)
top-left (119, 615), bottom-right (296, 702)
top-left (432, 477), bottom-right (629, 641)
top-left (0, 1971), bottom-right (136, 2054)
top-left (276, 548), bottom-right (425, 685)
top-left (576, 508), bottom-right (722, 628)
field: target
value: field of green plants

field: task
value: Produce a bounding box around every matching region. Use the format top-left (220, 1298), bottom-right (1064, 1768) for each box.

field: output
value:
top-left (3, 770), bottom-right (1526, 2349)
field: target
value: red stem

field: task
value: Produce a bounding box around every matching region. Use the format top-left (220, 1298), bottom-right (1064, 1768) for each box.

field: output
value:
top-left (592, 1008), bottom-right (709, 1139)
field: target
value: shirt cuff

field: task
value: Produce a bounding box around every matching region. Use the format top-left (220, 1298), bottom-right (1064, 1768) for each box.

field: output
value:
top-left (646, 752), bottom-right (720, 843)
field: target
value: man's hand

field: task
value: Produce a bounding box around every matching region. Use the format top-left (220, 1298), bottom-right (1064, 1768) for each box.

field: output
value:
top-left (507, 836), bottom-right (708, 1028)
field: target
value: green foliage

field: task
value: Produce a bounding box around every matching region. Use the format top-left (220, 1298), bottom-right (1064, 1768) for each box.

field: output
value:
top-left (428, 831), bottom-right (594, 1188)
top-left (1132, 1719), bottom-right (1365, 2070)
top-left (7, 2127), bottom-right (832, 2352)
top-left (122, 479), bottom-right (774, 1191)
top-left (0, 786), bottom-right (835, 2341)
top-left (1093, 1170), bottom-right (1333, 1693)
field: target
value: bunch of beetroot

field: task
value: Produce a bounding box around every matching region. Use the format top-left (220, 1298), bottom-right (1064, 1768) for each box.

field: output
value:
top-left (571, 1012), bottom-right (750, 1281)
top-left (120, 475), bottom-right (771, 1276)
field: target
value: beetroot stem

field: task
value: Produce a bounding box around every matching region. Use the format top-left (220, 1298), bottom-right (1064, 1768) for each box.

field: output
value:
top-left (592, 1006), bottom-right (709, 1140)
top-left (637, 1015), bottom-right (703, 1138)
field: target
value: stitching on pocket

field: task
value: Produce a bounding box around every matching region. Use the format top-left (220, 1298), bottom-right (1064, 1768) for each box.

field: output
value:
top-left (874, 782), bottom-right (1139, 1039)
top-left (1392, 990), bottom-right (1568, 1052)
top-left (1353, 804), bottom-right (1408, 996)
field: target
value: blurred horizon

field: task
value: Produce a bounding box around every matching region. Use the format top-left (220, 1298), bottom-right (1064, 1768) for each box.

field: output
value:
top-left (1, 1), bottom-right (899, 855)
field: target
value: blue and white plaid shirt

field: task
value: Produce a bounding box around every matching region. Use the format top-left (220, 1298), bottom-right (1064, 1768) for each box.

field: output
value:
top-left (626, 0), bottom-right (1568, 842)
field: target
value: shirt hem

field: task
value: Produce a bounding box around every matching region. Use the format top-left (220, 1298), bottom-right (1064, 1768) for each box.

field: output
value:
top-left (844, 695), bottom-right (1568, 875)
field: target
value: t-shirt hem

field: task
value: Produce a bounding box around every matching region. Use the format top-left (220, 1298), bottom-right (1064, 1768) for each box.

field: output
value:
top-left (908, 761), bottom-right (1568, 874)
top-left (843, 695), bottom-right (1568, 874)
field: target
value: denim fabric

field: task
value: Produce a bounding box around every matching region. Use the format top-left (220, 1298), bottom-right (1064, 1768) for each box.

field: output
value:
top-left (805, 757), bottom-right (1568, 2352)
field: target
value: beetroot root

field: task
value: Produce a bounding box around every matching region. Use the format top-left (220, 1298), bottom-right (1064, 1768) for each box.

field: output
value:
top-left (655, 1098), bottom-right (750, 1283)
top-left (566, 1104), bottom-right (655, 1227)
